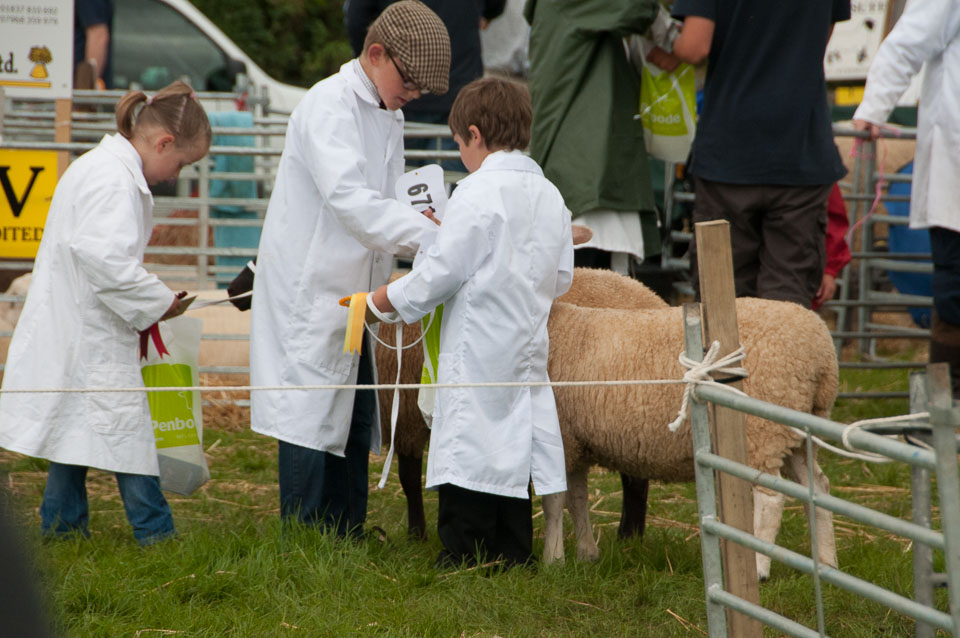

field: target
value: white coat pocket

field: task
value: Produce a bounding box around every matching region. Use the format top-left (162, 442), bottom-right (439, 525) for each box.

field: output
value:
top-left (291, 292), bottom-right (353, 378)
top-left (84, 364), bottom-right (147, 435)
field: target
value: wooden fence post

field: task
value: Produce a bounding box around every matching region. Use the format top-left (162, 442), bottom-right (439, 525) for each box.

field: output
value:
top-left (695, 220), bottom-right (762, 637)
top-left (54, 97), bottom-right (71, 178)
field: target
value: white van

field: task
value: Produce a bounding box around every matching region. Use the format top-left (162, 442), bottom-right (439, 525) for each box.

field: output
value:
top-left (111, 0), bottom-right (307, 114)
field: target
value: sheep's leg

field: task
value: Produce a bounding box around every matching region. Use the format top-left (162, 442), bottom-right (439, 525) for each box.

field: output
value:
top-left (567, 467), bottom-right (600, 562)
top-left (783, 449), bottom-right (837, 569)
top-left (753, 482), bottom-right (785, 581)
top-left (397, 452), bottom-right (427, 540)
top-left (617, 473), bottom-right (649, 540)
top-left (541, 491), bottom-right (566, 565)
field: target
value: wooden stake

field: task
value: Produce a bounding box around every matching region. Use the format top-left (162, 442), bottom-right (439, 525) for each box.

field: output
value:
top-left (54, 97), bottom-right (71, 178)
top-left (695, 220), bottom-right (762, 637)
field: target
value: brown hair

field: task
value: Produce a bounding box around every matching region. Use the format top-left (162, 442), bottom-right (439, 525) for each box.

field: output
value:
top-left (448, 77), bottom-right (531, 151)
top-left (115, 80), bottom-right (212, 150)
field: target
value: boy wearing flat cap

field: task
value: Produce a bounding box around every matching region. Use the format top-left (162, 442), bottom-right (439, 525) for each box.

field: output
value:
top-left (250, 1), bottom-right (450, 538)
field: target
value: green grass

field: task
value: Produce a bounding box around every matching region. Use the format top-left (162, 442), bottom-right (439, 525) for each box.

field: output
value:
top-left (0, 365), bottom-right (952, 637)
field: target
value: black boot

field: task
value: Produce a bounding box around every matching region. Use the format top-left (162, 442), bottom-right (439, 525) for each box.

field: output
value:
top-left (929, 311), bottom-right (960, 399)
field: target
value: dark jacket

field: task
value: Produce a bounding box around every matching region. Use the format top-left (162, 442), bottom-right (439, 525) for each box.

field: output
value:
top-left (525, 0), bottom-right (660, 217)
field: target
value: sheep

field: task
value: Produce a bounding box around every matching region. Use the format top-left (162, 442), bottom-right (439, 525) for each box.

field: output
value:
top-left (0, 273), bottom-right (30, 329)
top-left (0, 274), bottom-right (31, 377)
top-left (376, 270), bottom-right (839, 579)
top-left (541, 299), bottom-right (838, 579)
top-left (375, 267), bottom-right (669, 540)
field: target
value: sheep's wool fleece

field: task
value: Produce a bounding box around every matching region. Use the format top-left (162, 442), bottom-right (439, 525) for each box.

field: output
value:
top-left (547, 298), bottom-right (838, 481)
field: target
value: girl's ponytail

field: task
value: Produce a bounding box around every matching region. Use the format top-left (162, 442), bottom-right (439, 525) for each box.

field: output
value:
top-left (114, 81), bottom-right (212, 149)
top-left (115, 90), bottom-right (149, 139)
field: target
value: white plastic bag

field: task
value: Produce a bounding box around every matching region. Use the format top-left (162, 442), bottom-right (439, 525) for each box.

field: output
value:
top-left (140, 316), bottom-right (210, 495)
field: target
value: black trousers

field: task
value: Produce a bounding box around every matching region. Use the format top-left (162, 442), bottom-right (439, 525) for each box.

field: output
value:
top-left (436, 483), bottom-right (533, 567)
top-left (689, 177), bottom-right (831, 307)
top-left (929, 227), bottom-right (960, 326)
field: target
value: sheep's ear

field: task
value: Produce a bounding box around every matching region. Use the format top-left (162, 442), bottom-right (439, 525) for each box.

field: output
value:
top-left (572, 225), bottom-right (593, 246)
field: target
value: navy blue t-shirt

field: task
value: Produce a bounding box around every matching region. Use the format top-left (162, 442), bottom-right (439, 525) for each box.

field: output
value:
top-left (74, 0), bottom-right (114, 89)
top-left (672, 0), bottom-right (850, 185)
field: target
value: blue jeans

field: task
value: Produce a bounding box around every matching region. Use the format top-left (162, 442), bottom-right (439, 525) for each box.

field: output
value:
top-left (40, 462), bottom-right (175, 546)
top-left (278, 348), bottom-right (375, 538)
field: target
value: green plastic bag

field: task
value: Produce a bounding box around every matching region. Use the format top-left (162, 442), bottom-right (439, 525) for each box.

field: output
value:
top-left (140, 316), bottom-right (210, 495)
top-left (638, 60), bottom-right (697, 163)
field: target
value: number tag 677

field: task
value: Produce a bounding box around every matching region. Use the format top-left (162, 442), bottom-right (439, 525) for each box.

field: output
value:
top-left (395, 164), bottom-right (447, 219)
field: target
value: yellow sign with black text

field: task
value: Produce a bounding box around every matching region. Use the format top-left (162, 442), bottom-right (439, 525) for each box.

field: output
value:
top-left (0, 150), bottom-right (58, 258)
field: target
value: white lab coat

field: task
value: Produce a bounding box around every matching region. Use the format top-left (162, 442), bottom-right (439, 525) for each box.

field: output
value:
top-left (387, 150), bottom-right (574, 498)
top-left (250, 60), bottom-right (435, 454)
top-left (853, 0), bottom-right (960, 232)
top-left (0, 135), bottom-right (174, 475)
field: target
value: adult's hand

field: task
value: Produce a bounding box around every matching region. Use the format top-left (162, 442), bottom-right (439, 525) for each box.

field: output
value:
top-left (813, 274), bottom-right (837, 310)
top-left (852, 118), bottom-right (882, 141)
top-left (646, 46), bottom-right (681, 72)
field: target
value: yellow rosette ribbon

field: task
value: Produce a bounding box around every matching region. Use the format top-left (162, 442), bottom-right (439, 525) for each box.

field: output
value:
top-left (339, 292), bottom-right (368, 354)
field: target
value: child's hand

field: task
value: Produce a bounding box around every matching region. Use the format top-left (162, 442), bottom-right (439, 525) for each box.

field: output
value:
top-left (422, 206), bottom-right (440, 225)
top-left (572, 224), bottom-right (593, 246)
top-left (160, 291), bottom-right (192, 321)
top-left (368, 286), bottom-right (400, 323)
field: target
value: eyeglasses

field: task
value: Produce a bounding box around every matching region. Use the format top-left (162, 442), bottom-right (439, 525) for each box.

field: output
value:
top-left (386, 51), bottom-right (425, 93)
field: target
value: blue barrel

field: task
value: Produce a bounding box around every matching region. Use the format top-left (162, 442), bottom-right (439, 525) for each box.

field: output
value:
top-left (885, 161), bottom-right (931, 328)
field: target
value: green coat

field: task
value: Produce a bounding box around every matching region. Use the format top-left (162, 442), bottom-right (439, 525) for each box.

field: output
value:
top-left (525, 0), bottom-right (660, 251)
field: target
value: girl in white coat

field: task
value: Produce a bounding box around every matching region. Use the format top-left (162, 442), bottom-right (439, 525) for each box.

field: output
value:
top-left (0, 81), bottom-right (210, 545)
top-left (853, 0), bottom-right (960, 394)
top-left (371, 78), bottom-right (574, 568)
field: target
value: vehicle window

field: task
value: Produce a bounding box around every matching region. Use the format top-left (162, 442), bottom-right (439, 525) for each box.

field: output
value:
top-left (112, 0), bottom-right (230, 91)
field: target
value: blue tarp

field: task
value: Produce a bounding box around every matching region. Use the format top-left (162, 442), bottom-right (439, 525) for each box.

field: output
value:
top-left (885, 161), bottom-right (932, 328)
top-left (207, 110), bottom-right (259, 288)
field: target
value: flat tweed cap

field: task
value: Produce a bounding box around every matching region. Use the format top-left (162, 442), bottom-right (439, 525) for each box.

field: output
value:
top-left (374, 1), bottom-right (451, 95)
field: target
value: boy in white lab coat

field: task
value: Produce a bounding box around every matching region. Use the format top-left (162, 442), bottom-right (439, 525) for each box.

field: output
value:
top-left (250, 1), bottom-right (450, 538)
top-left (370, 77), bottom-right (574, 568)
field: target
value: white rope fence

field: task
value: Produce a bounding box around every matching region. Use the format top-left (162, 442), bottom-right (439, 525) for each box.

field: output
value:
top-left (0, 378), bottom-right (683, 394)
top-left (0, 340), bottom-right (934, 464)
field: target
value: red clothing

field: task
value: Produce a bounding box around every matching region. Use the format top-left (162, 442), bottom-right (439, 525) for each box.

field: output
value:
top-left (812, 183), bottom-right (851, 310)
top-left (825, 183), bottom-right (851, 278)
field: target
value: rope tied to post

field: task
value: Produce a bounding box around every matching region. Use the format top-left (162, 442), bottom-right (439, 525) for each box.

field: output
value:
top-left (668, 340), bottom-right (748, 433)
top-left (668, 338), bottom-right (928, 463)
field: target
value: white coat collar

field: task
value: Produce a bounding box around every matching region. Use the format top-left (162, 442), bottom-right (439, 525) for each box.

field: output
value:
top-left (342, 60), bottom-right (398, 118)
top-left (98, 134), bottom-right (152, 196)
top-left (459, 150), bottom-right (543, 184)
